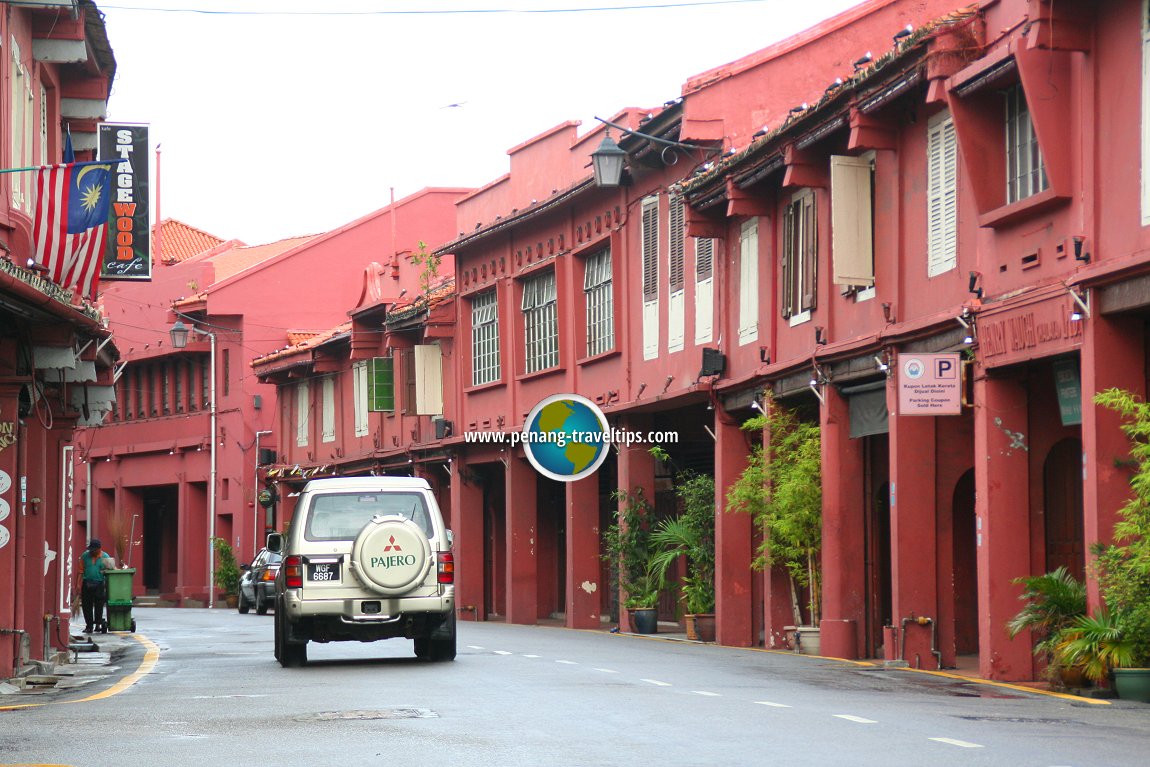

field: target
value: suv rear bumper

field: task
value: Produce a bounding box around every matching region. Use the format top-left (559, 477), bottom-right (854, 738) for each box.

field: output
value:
top-left (282, 589), bottom-right (454, 643)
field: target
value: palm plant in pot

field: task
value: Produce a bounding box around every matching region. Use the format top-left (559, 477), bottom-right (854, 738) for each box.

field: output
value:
top-left (1006, 566), bottom-right (1087, 687)
top-left (728, 399), bottom-right (822, 651)
top-left (1053, 387), bottom-right (1150, 701)
top-left (649, 469), bottom-right (716, 641)
top-left (603, 487), bottom-right (662, 634)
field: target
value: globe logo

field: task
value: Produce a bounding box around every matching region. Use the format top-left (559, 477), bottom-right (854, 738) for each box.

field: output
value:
top-left (522, 394), bottom-right (610, 482)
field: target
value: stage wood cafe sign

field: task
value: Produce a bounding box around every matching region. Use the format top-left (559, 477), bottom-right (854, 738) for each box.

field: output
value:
top-left (979, 298), bottom-right (1082, 365)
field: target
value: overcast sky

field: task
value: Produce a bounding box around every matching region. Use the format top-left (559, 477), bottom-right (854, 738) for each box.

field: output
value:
top-left (100, 0), bottom-right (860, 245)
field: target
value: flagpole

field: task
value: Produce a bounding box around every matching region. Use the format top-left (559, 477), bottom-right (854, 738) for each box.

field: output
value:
top-left (0, 160), bottom-right (114, 175)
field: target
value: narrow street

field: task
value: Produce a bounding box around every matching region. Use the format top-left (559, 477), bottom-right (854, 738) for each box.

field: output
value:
top-left (2, 609), bottom-right (1147, 766)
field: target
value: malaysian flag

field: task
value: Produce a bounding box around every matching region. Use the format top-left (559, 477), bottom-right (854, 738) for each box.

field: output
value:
top-left (32, 160), bottom-right (113, 300)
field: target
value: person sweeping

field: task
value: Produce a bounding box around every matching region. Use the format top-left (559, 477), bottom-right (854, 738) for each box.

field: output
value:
top-left (75, 539), bottom-right (114, 633)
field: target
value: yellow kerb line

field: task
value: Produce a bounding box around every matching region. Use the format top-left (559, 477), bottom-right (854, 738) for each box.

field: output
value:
top-left (0, 634), bottom-right (159, 712)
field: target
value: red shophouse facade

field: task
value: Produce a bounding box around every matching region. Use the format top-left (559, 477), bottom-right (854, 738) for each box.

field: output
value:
top-left (78, 189), bottom-right (467, 607)
top-left (0, 1), bottom-right (119, 676)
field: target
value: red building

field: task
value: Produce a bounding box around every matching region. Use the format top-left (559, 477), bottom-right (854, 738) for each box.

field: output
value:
top-left (0, 1), bottom-right (119, 677)
top-left (78, 188), bottom-right (467, 607)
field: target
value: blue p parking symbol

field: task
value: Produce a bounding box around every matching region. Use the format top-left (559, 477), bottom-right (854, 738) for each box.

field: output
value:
top-left (936, 358), bottom-right (956, 379)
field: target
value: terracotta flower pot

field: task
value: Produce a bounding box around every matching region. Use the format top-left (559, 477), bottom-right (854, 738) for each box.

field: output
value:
top-left (686, 613), bottom-right (716, 642)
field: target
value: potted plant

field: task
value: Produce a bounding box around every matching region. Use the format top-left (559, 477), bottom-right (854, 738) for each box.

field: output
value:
top-left (1006, 566), bottom-right (1087, 687)
top-left (1064, 388), bottom-right (1150, 701)
top-left (727, 398), bottom-right (822, 652)
top-left (212, 536), bottom-right (242, 608)
top-left (603, 487), bottom-right (663, 634)
top-left (649, 469), bottom-right (716, 641)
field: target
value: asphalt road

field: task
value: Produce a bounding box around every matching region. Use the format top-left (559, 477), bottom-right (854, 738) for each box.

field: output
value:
top-left (2, 608), bottom-right (1148, 766)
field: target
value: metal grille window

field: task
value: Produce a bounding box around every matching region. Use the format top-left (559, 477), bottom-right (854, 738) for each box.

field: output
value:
top-left (174, 361), bottom-right (184, 413)
top-left (470, 290), bottom-right (500, 386)
top-left (522, 270), bottom-right (559, 373)
top-left (1005, 83), bottom-right (1048, 204)
top-left (201, 357), bottom-right (210, 409)
top-left (584, 248), bottom-right (614, 357)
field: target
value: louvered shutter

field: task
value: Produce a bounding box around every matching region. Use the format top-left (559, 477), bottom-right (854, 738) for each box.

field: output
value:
top-left (669, 194), bottom-right (685, 293)
top-left (927, 112), bottom-right (958, 277)
top-left (782, 202), bottom-right (794, 319)
top-left (801, 191), bottom-right (818, 312)
top-left (830, 155), bottom-right (874, 286)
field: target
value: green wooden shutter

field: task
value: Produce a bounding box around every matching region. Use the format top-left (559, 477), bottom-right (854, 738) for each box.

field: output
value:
top-left (367, 356), bottom-right (394, 412)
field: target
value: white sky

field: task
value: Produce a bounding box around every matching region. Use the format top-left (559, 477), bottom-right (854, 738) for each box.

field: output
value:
top-left (100, 0), bottom-right (860, 245)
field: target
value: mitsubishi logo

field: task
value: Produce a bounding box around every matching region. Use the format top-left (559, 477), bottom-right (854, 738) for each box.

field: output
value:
top-left (383, 535), bottom-right (402, 552)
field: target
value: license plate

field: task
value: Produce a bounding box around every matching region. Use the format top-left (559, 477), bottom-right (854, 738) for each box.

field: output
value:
top-left (307, 562), bottom-right (340, 582)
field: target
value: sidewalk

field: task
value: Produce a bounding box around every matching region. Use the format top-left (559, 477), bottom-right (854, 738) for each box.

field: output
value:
top-left (0, 631), bottom-right (137, 700)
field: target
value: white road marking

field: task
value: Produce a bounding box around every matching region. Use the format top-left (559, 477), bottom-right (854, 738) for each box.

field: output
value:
top-left (191, 694), bottom-right (268, 699)
top-left (523, 654), bottom-right (540, 658)
top-left (640, 678), bottom-right (672, 686)
top-left (928, 738), bottom-right (983, 749)
top-left (692, 691), bottom-right (721, 697)
top-left (834, 715), bottom-right (877, 724)
top-left (556, 659), bottom-right (578, 665)
top-left (593, 667), bottom-right (618, 673)
top-left (754, 701), bottom-right (792, 708)
top-left (467, 645), bottom-right (485, 650)
top-left (493, 650), bottom-right (512, 655)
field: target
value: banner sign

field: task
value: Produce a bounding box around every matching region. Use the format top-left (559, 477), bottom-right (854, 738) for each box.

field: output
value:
top-left (897, 353), bottom-right (963, 415)
top-left (98, 124), bottom-right (150, 281)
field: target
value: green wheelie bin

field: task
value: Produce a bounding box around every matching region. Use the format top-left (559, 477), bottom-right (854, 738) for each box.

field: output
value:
top-left (104, 568), bottom-right (137, 632)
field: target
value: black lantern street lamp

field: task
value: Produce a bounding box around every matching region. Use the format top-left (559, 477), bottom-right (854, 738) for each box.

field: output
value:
top-left (169, 319), bottom-right (190, 348)
top-left (591, 129), bottom-right (627, 187)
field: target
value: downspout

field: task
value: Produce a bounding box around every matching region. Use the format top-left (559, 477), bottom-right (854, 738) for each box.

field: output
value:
top-left (900, 614), bottom-right (942, 669)
top-left (253, 430), bottom-right (272, 557)
top-left (208, 331), bottom-right (217, 608)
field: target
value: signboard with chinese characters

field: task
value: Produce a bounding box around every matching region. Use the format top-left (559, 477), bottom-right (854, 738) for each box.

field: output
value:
top-left (897, 353), bottom-right (963, 415)
top-left (98, 123), bottom-right (151, 281)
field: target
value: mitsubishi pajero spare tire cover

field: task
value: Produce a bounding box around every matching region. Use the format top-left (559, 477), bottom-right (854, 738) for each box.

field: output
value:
top-left (350, 515), bottom-right (433, 596)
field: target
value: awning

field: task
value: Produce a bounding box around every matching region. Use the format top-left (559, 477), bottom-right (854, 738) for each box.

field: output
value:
top-left (32, 345), bottom-right (77, 370)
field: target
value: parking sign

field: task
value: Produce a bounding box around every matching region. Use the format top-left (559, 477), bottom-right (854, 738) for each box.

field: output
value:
top-left (897, 353), bottom-right (963, 415)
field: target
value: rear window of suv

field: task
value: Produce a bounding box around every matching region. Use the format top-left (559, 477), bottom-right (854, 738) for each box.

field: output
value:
top-left (304, 492), bottom-right (433, 541)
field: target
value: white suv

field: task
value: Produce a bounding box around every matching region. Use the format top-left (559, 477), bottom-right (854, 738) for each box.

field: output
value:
top-left (267, 476), bottom-right (455, 667)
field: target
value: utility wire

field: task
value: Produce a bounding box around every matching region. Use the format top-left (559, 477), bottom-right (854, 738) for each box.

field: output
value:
top-left (100, 0), bottom-right (770, 16)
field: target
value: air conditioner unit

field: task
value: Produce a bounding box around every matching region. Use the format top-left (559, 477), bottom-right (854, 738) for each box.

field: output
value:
top-left (699, 347), bottom-right (726, 378)
top-left (433, 416), bottom-right (453, 440)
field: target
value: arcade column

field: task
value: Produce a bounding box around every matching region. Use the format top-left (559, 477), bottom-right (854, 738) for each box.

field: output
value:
top-left (504, 453), bottom-right (538, 625)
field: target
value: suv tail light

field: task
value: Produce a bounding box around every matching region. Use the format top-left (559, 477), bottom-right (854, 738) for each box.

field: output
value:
top-left (284, 555), bottom-right (303, 588)
top-left (437, 551), bottom-right (454, 584)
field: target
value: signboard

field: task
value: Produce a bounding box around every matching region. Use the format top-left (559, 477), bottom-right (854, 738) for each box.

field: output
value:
top-left (897, 353), bottom-right (963, 415)
top-left (1052, 357), bottom-right (1082, 426)
top-left (98, 124), bottom-right (151, 281)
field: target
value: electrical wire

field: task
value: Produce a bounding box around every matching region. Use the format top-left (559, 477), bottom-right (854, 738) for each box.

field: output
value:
top-left (99, 0), bottom-right (772, 16)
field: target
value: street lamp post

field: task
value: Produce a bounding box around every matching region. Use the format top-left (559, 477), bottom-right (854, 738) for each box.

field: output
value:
top-left (254, 430), bottom-right (272, 557)
top-left (170, 319), bottom-right (218, 608)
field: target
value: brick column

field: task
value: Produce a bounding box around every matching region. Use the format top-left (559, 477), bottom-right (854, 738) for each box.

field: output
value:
top-left (615, 414), bottom-right (655, 633)
top-left (450, 459), bottom-right (484, 621)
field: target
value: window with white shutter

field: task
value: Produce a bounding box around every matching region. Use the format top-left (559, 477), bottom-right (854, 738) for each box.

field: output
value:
top-left (831, 155), bottom-right (874, 287)
top-left (694, 238), bottom-right (714, 344)
top-left (353, 361), bottom-right (369, 437)
top-left (668, 193), bottom-right (686, 352)
top-left (321, 376), bottom-right (335, 443)
top-left (641, 195), bottom-right (660, 360)
top-left (783, 189), bottom-right (816, 324)
top-left (927, 111), bottom-right (958, 277)
top-left (738, 219), bottom-right (759, 345)
top-left (296, 380), bottom-right (310, 447)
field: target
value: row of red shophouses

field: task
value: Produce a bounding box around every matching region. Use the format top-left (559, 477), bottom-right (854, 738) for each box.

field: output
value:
top-left (5, 0), bottom-right (1150, 684)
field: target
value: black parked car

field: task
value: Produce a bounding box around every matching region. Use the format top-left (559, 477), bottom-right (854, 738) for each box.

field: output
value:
top-left (238, 548), bottom-right (281, 615)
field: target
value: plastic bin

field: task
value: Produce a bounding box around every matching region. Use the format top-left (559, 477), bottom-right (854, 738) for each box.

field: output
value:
top-left (105, 568), bottom-right (137, 633)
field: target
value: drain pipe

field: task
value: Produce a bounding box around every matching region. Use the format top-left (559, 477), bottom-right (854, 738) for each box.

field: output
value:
top-left (900, 615), bottom-right (942, 670)
top-left (1, 628), bottom-right (29, 678)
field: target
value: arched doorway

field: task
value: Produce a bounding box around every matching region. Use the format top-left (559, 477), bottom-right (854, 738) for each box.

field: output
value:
top-left (951, 469), bottom-right (978, 655)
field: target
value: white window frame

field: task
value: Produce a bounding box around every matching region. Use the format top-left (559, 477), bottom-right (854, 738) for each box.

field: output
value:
top-left (470, 290), bottom-right (500, 386)
top-left (584, 247), bottom-right (614, 357)
top-left (738, 218), bottom-right (759, 345)
top-left (641, 195), bottom-right (660, 360)
top-left (353, 361), bottom-right (369, 437)
top-left (783, 189), bottom-right (816, 326)
top-left (1005, 83), bottom-right (1048, 205)
top-left (522, 270), bottom-right (558, 374)
top-left (295, 380), bottom-right (310, 447)
top-left (927, 111), bottom-right (959, 277)
top-left (321, 376), bottom-right (336, 443)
